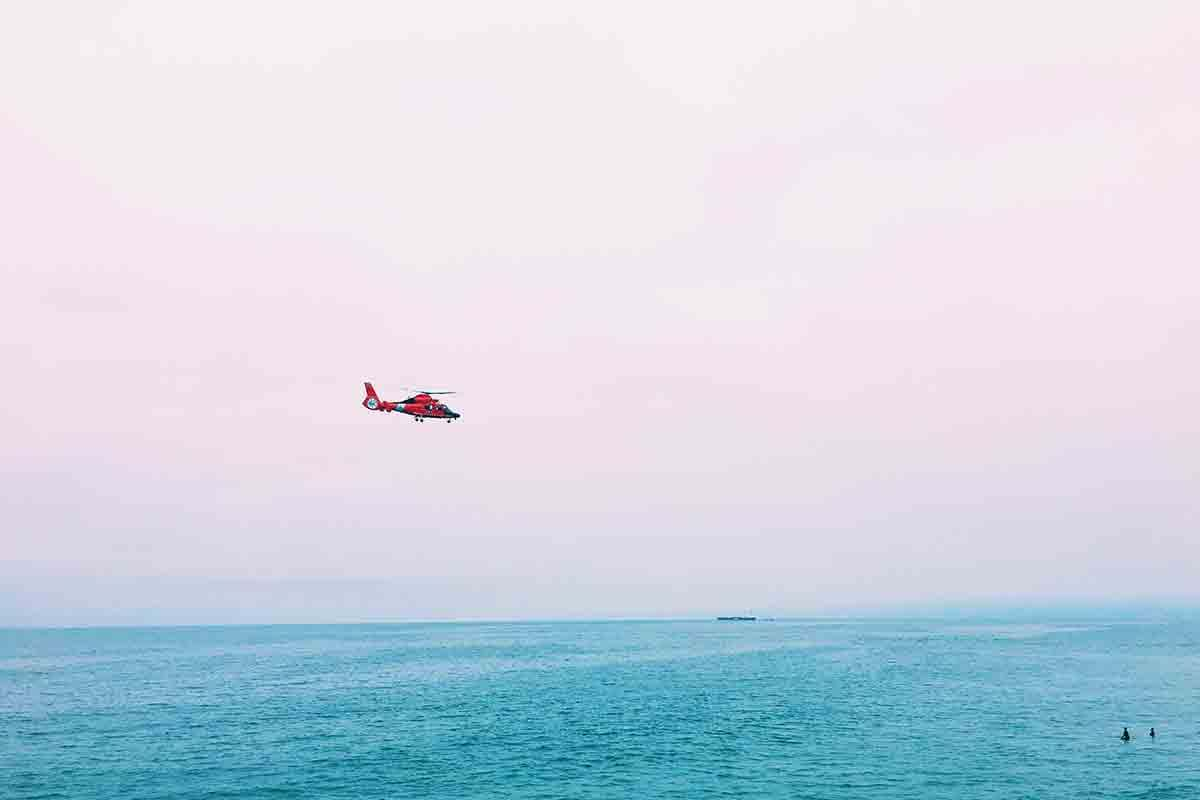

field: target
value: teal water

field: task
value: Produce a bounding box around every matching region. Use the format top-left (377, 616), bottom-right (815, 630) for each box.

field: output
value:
top-left (2, 618), bottom-right (1197, 798)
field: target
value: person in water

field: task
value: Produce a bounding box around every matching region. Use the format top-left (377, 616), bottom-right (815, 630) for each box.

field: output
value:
top-left (1149, 727), bottom-right (1156, 739)
top-left (1121, 727), bottom-right (1131, 741)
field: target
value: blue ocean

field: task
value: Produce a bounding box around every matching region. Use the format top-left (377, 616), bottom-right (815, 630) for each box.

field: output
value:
top-left (3, 618), bottom-right (1197, 799)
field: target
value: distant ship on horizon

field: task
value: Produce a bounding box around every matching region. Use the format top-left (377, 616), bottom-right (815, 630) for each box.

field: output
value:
top-left (716, 616), bottom-right (756, 621)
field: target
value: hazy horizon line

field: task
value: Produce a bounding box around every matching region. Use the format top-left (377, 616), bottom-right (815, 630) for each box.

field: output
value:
top-left (2, 600), bottom-right (1195, 631)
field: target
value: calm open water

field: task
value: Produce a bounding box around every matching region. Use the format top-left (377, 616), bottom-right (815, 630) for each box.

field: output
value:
top-left (2, 618), bottom-right (1198, 799)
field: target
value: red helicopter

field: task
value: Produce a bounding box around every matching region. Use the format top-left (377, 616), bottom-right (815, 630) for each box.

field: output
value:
top-left (362, 382), bottom-right (461, 422)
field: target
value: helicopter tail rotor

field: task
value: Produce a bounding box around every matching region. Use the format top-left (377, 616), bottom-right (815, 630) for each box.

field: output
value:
top-left (363, 381), bottom-right (381, 410)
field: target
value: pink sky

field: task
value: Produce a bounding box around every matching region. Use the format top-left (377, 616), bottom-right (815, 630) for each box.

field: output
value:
top-left (2, 2), bottom-right (1197, 623)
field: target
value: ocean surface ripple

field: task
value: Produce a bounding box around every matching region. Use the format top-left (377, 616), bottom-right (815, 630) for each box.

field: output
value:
top-left (2, 619), bottom-right (1197, 799)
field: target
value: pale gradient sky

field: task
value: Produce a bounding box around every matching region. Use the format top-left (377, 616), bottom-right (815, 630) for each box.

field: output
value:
top-left (2, 2), bottom-right (1198, 625)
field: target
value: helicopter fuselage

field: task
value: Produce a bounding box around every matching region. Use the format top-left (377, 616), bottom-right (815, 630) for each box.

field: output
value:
top-left (363, 383), bottom-right (460, 421)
